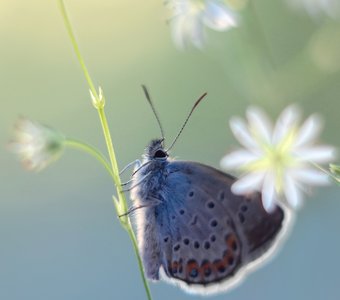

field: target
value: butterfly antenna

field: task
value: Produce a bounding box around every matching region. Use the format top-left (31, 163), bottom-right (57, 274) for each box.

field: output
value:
top-left (166, 92), bottom-right (207, 152)
top-left (142, 85), bottom-right (165, 141)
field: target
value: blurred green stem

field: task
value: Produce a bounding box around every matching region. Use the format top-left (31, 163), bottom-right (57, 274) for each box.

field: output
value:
top-left (57, 1), bottom-right (152, 299)
top-left (312, 162), bottom-right (340, 185)
top-left (64, 139), bottom-right (114, 179)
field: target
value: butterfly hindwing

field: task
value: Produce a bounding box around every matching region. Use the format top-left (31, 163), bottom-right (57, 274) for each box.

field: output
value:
top-left (155, 161), bottom-right (285, 290)
top-left (159, 188), bottom-right (242, 285)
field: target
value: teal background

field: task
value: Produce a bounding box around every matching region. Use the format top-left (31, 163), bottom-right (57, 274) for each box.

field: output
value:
top-left (1, 0), bottom-right (339, 299)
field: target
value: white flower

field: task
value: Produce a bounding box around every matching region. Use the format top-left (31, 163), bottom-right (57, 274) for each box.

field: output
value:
top-left (9, 117), bottom-right (65, 171)
top-left (221, 105), bottom-right (337, 212)
top-left (286, 0), bottom-right (340, 19)
top-left (168, 0), bottom-right (238, 49)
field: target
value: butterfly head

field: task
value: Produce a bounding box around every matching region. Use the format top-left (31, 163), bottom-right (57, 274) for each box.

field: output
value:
top-left (145, 138), bottom-right (169, 161)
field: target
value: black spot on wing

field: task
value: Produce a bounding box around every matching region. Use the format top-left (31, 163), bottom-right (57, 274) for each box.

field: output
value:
top-left (159, 161), bottom-right (245, 285)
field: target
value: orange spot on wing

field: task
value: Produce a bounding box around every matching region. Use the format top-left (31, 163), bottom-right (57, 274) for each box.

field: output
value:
top-left (186, 259), bottom-right (199, 280)
top-left (201, 260), bottom-right (213, 280)
top-left (226, 233), bottom-right (238, 252)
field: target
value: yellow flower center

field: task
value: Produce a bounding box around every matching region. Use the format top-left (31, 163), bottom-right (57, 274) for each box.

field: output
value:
top-left (242, 127), bottom-right (299, 193)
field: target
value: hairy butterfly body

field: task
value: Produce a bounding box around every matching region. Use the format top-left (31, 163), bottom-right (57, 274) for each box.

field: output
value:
top-left (130, 138), bottom-right (291, 295)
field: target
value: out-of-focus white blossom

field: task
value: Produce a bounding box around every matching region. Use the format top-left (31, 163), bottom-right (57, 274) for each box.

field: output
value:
top-left (9, 117), bottom-right (65, 172)
top-left (168, 0), bottom-right (238, 49)
top-left (286, 0), bottom-right (340, 19)
top-left (221, 105), bottom-right (336, 212)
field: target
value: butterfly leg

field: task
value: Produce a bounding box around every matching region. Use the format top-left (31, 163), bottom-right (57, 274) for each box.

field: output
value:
top-left (119, 159), bottom-right (141, 175)
top-left (120, 172), bottom-right (152, 192)
top-left (121, 178), bottom-right (134, 187)
top-left (118, 198), bottom-right (161, 218)
top-left (120, 160), bottom-right (143, 190)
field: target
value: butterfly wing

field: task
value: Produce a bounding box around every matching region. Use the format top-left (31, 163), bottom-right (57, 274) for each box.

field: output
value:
top-left (155, 160), bottom-right (291, 294)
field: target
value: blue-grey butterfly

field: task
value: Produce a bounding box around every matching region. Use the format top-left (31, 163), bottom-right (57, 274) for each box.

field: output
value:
top-left (127, 87), bottom-right (292, 295)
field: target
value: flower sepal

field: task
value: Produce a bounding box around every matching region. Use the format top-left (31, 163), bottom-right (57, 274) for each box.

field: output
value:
top-left (330, 163), bottom-right (340, 184)
top-left (90, 86), bottom-right (105, 109)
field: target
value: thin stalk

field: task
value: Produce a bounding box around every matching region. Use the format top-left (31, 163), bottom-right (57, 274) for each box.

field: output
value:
top-left (64, 139), bottom-right (114, 180)
top-left (311, 162), bottom-right (340, 184)
top-left (57, 1), bottom-right (152, 299)
top-left (97, 106), bottom-right (152, 300)
top-left (126, 226), bottom-right (153, 300)
top-left (58, 0), bottom-right (98, 99)
top-left (97, 107), bottom-right (128, 223)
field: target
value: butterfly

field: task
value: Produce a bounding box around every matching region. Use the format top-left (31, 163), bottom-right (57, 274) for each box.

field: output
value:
top-left (127, 87), bottom-right (292, 295)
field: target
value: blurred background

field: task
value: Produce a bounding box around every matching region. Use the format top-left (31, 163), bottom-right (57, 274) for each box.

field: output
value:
top-left (1, 0), bottom-right (339, 299)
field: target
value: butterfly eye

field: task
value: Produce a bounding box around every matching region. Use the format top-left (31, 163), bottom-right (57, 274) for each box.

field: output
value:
top-left (154, 149), bottom-right (167, 159)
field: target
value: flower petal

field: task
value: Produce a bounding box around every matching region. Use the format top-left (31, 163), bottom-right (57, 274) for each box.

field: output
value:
top-left (273, 104), bottom-right (301, 145)
top-left (189, 12), bottom-right (205, 49)
top-left (203, 0), bottom-right (238, 31)
top-left (246, 106), bottom-right (273, 144)
top-left (261, 172), bottom-right (277, 213)
top-left (169, 0), bottom-right (207, 50)
top-left (290, 167), bottom-right (330, 186)
top-left (220, 149), bottom-right (259, 169)
top-left (171, 16), bottom-right (189, 49)
top-left (293, 114), bottom-right (322, 148)
top-left (295, 145), bottom-right (337, 163)
top-left (231, 171), bottom-right (265, 194)
top-left (229, 116), bottom-right (261, 151)
top-left (284, 174), bottom-right (304, 209)
top-left (169, 0), bottom-right (190, 16)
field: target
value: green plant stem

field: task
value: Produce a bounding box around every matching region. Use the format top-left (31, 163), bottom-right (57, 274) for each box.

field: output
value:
top-left (57, 0), bottom-right (98, 99)
top-left (97, 109), bottom-right (152, 300)
top-left (64, 139), bottom-right (114, 180)
top-left (126, 225), bottom-right (152, 299)
top-left (97, 108), bottom-right (128, 222)
top-left (57, 1), bottom-right (152, 299)
top-left (311, 162), bottom-right (340, 185)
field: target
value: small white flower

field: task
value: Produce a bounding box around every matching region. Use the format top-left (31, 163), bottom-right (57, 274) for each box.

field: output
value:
top-left (168, 0), bottom-right (238, 49)
top-left (221, 105), bottom-right (336, 212)
top-left (9, 117), bottom-right (65, 172)
top-left (286, 0), bottom-right (340, 19)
